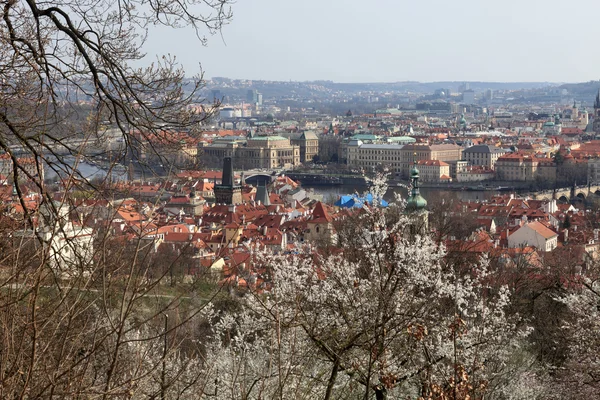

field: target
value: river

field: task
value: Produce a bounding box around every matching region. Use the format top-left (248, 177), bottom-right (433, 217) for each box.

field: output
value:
top-left (44, 156), bottom-right (128, 182)
top-left (42, 157), bottom-right (511, 203)
top-left (305, 184), bottom-right (503, 203)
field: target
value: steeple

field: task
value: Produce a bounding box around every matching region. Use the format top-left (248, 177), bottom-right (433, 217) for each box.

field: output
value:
top-left (255, 181), bottom-right (271, 206)
top-left (222, 157), bottom-right (234, 187)
top-left (405, 161), bottom-right (428, 236)
top-left (595, 89), bottom-right (600, 111)
top-left (406, 163), bottom-right (427, 212)
top-left (214, 157), bottom-right (242, 205)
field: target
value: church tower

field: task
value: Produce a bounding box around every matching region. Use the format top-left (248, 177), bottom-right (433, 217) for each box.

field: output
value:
top-left (214, 157), bottom-right (242, 205)
top-left (405, 163), bottom-right (428, 236)
top-left (594, 89), bottom-right (600, 133)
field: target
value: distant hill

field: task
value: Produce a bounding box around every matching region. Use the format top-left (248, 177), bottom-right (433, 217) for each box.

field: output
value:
top-left (559, 80), bottom-right (600, 97)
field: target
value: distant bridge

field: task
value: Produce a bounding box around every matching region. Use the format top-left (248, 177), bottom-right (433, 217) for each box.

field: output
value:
top-left (528, 184), bottom-right (600, 202)
top-left (242, 170), bottom-right (278, 186)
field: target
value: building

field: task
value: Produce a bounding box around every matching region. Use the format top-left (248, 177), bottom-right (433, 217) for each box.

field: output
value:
top-left (0, 153), bottom-right (11, 177)
top-left (246, 89), bottom-right (258, 103)
top-left (508, 221), bottom-right (558, 252)
top-left (495, 153), bottom-right (556, 183)
top-left (399, 144), bottom-right (463, 179)
top-left (200, 135), bottom-right (300, 169)
top-left (456, 166), bottom-right (495, 182)
top-left (164, 189), bottom-right (205, 216)
top-left (594, 90), bottom-right (600, 134)
top-left (462, 90), bottom-right (475, 105)
top-left (38, 201), bottom-right (94, 276)
top-left (214, 157), bottom-right (242, 205)
top-left (346, 141), bottom-right (405, 177)
top-left (415, 160), bottom-right (451, 182)
top-left (305, 202), bottom-right (336, 246)
top-left (446, 160), bottom-right (469, 180)
top-left (283, 131), bottom-right (319, 163)
top-left (463, 145), bottom-right (509, 169)
top-left (589, 158), bottom-right (600, 183)
top-left (242, 135), bottom-right (300, 168)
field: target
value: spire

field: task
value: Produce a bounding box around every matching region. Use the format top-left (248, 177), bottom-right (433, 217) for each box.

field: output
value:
top-left (222, 157), bottom-right (233, 187)
top-left (595, 89), bottom-right (600, 109)
top-left (406, 161), bottom-right (427, 212)
top-left (311, 202), bottom-right (332, 223)
top-left (255, 181), bottom-right (271, 206)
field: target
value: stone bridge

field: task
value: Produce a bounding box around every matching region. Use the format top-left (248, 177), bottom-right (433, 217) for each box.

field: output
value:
top-left (529, 184), bottom-right (600, 202)
top-left (242, 171), bottom-right (277, 186)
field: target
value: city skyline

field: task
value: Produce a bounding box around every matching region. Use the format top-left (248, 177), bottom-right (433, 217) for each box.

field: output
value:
top-left (142, 0), bottom-right (600, 83)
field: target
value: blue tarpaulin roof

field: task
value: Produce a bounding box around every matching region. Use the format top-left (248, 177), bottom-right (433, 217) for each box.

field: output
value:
top-left (334, 193), bottom-right (388, 208)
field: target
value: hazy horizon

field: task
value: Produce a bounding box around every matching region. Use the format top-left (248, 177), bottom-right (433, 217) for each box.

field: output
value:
top-left (142, 0), bottom-right (600, 83)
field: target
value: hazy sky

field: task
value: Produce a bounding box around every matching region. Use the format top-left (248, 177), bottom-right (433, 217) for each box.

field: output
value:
top-left (144, 0), bottom-right (600, 83)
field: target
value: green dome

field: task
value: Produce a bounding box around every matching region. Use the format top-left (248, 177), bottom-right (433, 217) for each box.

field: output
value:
top-left (407, 193), bottom-right (428, 210)
top-left (406, 165), bottom-right (427, 211)
top-left (410, 166), bottom-right (420, 179)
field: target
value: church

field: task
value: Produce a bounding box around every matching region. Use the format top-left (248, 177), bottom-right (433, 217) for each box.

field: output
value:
top-left (594, 89), bottom-right (600, 134)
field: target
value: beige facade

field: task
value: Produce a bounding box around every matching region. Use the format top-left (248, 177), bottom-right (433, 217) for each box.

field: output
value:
top-left (286, 131), bottom-right (319, 163)
top-left (346, 141), bottom-right (462, 179)
top-left (463, 145), bottom-right (508, 169)
top-left (243, 136), bottom-right (300, 168)
top-left (399, 144), bottom-right (463, 178)
top-left (415, 160), bottom-right (451, 182)
top-left (495, 154), bottom-right (556, 182)
top-left (346, 141), bottom-right (405, 177)
top-left (456, 166), bottom-right (495, 182)
top-left (200, 135), bottom-right (300, 169)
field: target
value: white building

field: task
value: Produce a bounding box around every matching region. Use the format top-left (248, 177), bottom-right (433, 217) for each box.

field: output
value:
top-left (456, 166), bottom-right (495, 182)
top-left (508, 221), bottom-right (558, 252)
top-left (38, 202), bottom-right (95, 276)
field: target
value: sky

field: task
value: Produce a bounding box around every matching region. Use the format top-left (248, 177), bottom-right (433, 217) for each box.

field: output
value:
top-left (142, 0), bottom-right (600, 83)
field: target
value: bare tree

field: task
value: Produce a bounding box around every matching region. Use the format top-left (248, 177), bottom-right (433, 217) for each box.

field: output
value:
top-left (0, 0), bottom-right (233, 397)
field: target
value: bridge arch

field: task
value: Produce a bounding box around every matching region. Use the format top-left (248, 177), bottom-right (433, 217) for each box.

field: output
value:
top-left (576, 192), bottom-right (586, 201)
top-left (558, 195), bottom-right (569, 203)
top-left (244, 173), bottom-right (275, 186)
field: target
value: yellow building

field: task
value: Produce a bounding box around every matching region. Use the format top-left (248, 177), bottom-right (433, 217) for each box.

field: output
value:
top-left (415, 160), bottom-right (451, 182)
top-left (284, 131), bottom-right (319, 163)
top-left (399, 144), bottom-right (463, 179)
top-left (200, 135), bottom-right (300, 169)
